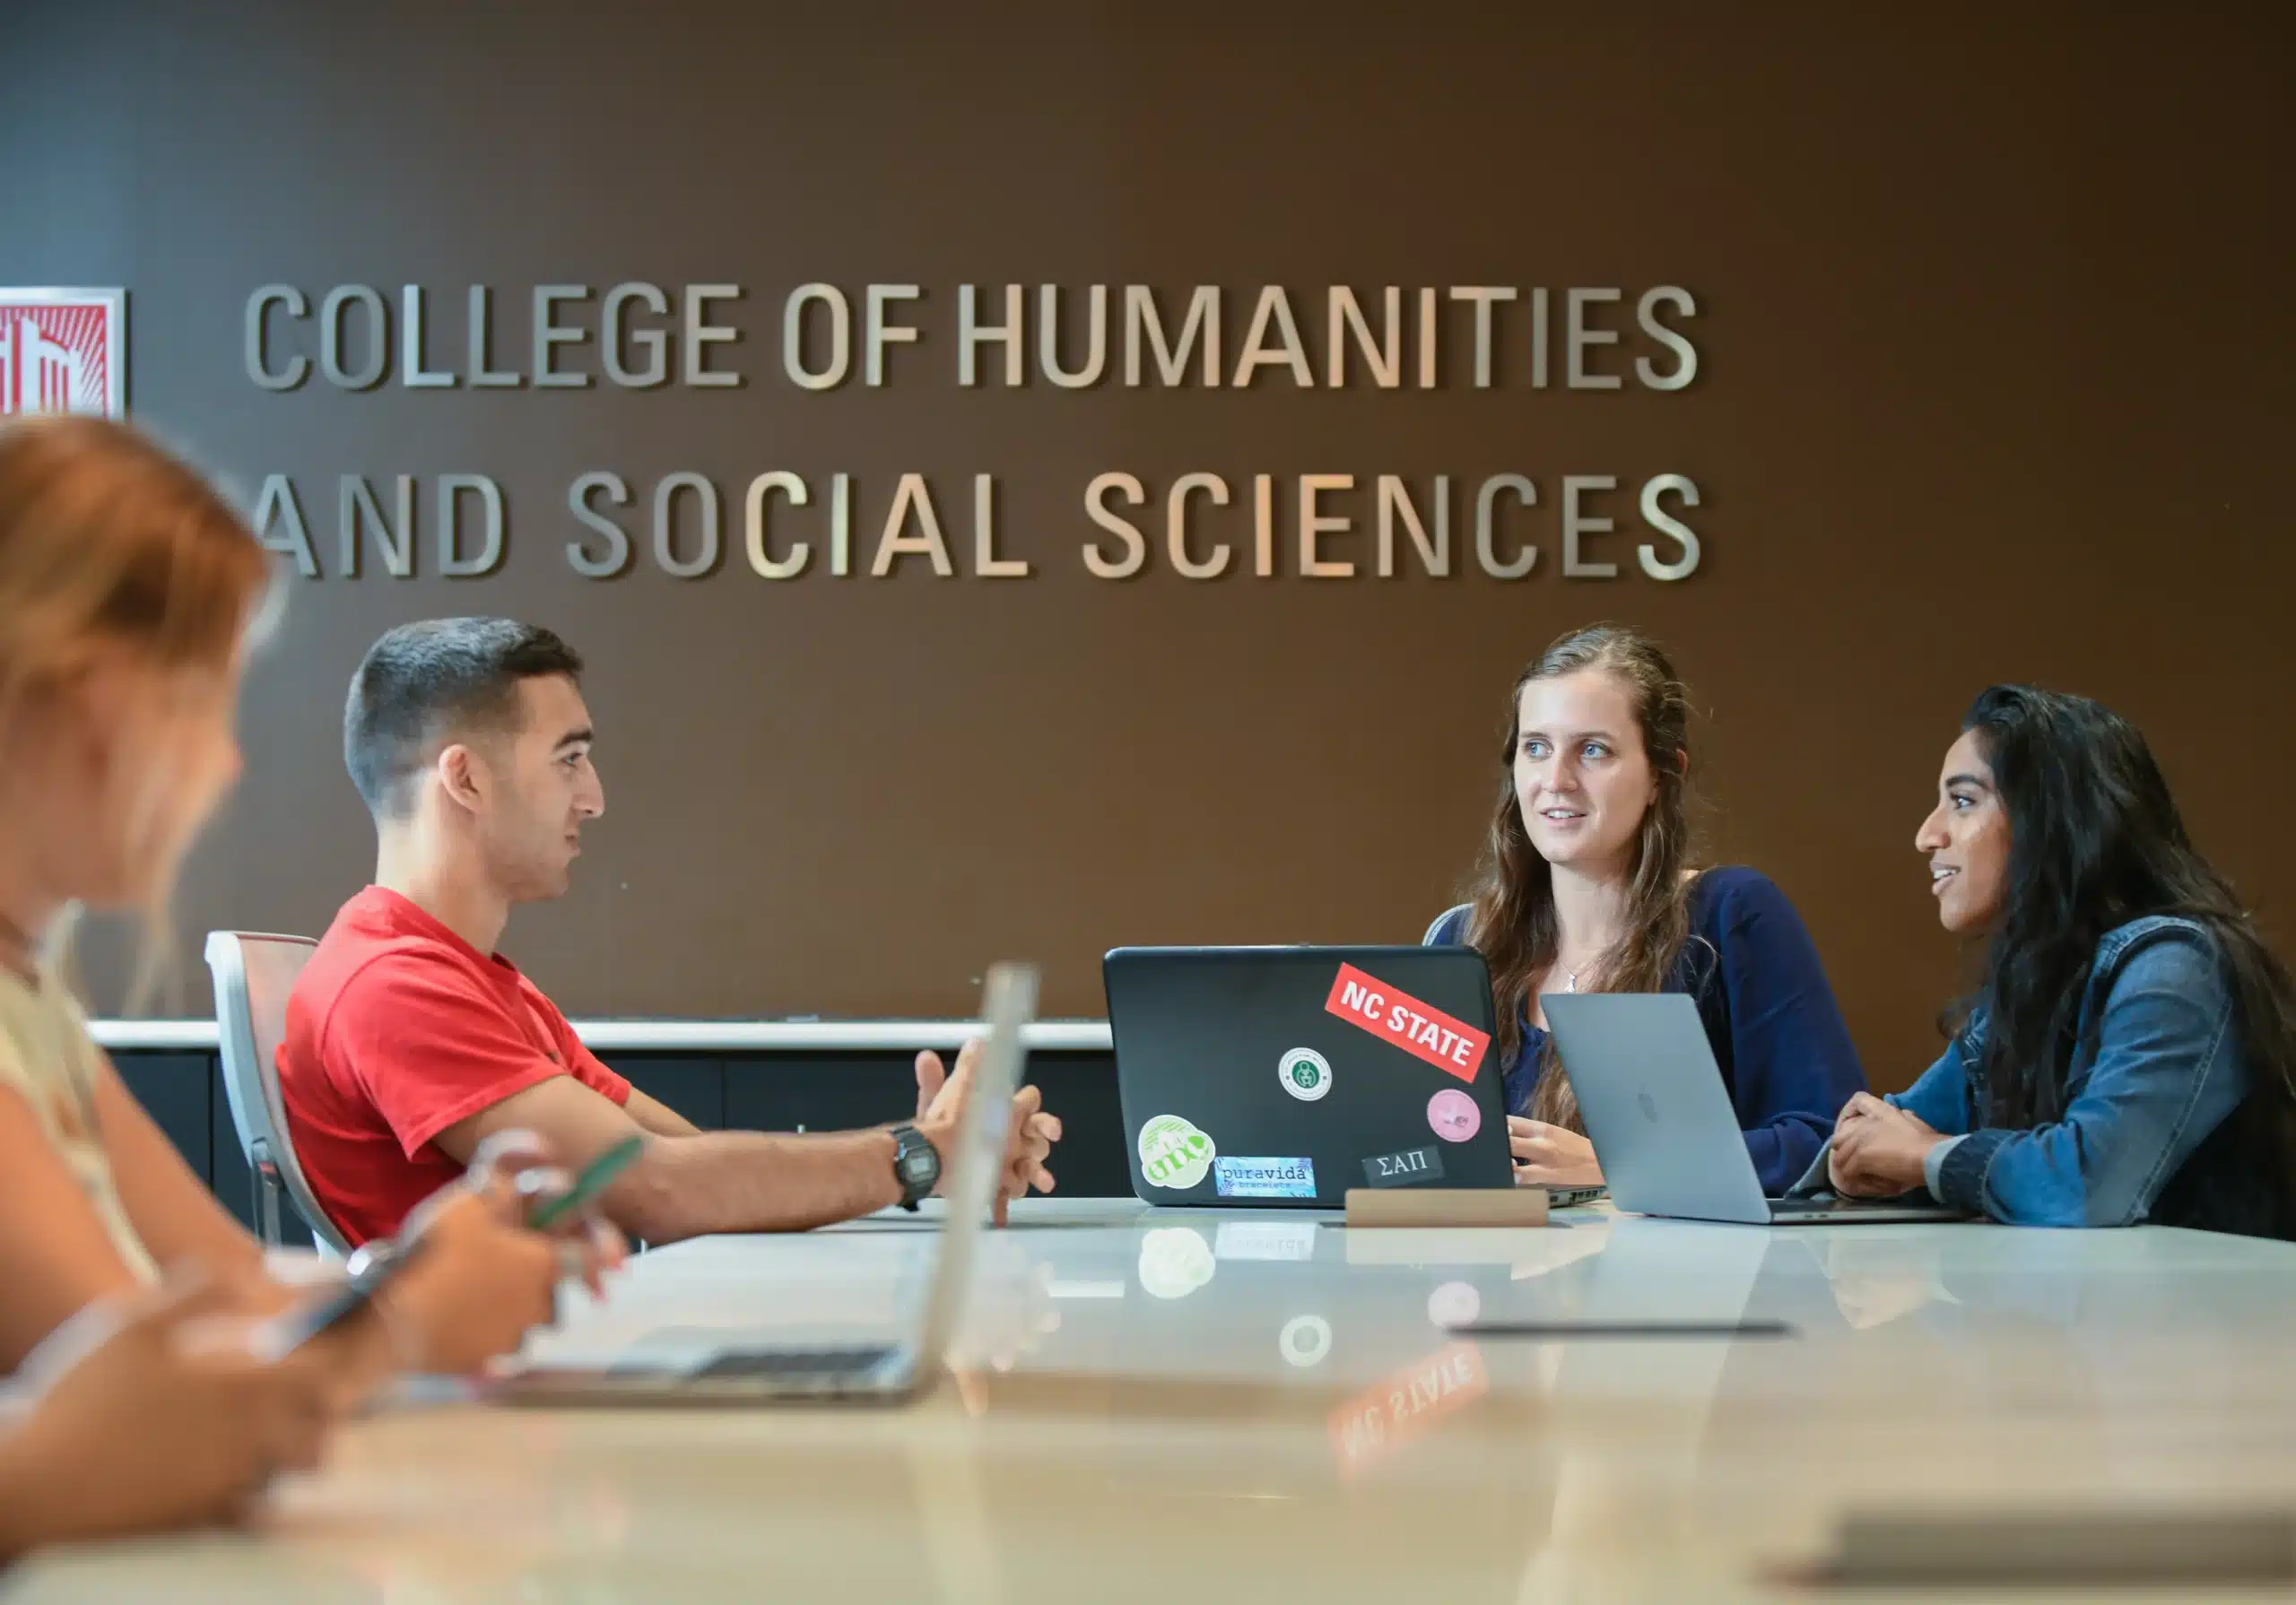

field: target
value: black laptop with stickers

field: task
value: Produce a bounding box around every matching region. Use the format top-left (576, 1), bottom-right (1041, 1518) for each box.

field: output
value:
top-left (1104, 945), bottom-right (1514, 1208)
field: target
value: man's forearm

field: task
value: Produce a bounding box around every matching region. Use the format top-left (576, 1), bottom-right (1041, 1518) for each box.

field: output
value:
top-left (610, 1129), bottom-right (904, 1243)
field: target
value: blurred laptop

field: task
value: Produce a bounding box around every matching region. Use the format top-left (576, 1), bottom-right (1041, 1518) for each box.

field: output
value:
top-left (490, 963), bottom-right (1036, 1405)
top-left (1106, 945), bottom-right (1514, 1208)
top-left (1544, 993), bottom-right (1964, 1226)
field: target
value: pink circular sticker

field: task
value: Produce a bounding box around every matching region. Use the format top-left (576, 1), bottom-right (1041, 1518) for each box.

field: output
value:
top-left (1427, 1089), bottom-right (1482, 1143)
top-left (1427, 1280), bottom-right (1483, 1327)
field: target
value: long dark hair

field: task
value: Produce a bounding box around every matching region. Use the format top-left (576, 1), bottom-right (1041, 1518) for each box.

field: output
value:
top-left (1464, 623), bottom-right (1700, 1129)
top-left (1960, 686), bottom-right (2296, 1199)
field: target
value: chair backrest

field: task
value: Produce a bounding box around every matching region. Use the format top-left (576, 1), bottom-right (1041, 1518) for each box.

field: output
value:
top-left (203, 932), bottom-right (350, 1254)
top-left (1422, 902), bottom-right (1473, 946)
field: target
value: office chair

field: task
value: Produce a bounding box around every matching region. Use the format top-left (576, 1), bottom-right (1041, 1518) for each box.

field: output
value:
top-left (204, 931), bottom-right (351, 1254)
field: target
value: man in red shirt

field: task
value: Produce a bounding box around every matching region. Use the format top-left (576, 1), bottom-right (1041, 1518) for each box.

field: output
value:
top-left (280, 619), bottom-right (1058, 1247)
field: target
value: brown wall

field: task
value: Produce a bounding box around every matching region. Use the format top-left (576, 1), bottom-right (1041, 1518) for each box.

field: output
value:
top-left (7, 0), bottom-right (2291, 1091)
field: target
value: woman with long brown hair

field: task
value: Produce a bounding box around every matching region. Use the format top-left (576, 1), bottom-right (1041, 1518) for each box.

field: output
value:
top-left (1425, 623), bottom-right (1867, 1193)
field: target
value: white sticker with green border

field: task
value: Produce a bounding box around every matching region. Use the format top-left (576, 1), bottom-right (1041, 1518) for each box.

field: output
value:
top-left (1278, 1046), bottom-right (1334, 1102)
top-left (1138, 1113), bottom-right (1217, 1190)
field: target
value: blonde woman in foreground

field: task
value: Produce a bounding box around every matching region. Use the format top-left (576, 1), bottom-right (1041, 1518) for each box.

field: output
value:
top-left (0, 415), bottom-right (616, 1556)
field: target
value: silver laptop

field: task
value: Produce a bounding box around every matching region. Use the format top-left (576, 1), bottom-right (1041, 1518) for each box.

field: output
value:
top-left (491, 963), bottom-right (1036, 1404)
top-left (1544, 993), bottom-right (1964, 1227)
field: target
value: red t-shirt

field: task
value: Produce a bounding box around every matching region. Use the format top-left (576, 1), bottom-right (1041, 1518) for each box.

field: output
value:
top-left (277, 886), bottom-right (631, 1246)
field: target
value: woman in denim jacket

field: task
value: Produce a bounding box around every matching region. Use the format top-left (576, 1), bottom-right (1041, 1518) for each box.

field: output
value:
top-left (1822, 685), bottom-right (2296, 1235)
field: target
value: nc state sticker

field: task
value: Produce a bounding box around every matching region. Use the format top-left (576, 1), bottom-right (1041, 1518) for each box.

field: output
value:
top-left (1324, 963), bottom-right (1490, 1082)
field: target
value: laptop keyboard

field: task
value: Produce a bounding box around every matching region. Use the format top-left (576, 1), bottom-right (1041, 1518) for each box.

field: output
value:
top-left (690, 1346), bottom-right (895, 1379)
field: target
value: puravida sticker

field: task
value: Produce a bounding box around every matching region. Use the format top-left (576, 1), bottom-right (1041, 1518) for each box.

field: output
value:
top-left (1138, 1114), bottom-right (1216, 1190)
top-left (1213, 1157), bottom-right (1317, 1200)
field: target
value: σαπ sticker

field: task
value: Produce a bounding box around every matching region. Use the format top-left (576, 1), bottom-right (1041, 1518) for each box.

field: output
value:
top-left (1213, 1156), bottom-right (1317, 1200)
top-left (1138, 1114), bottom-right (1216, 1190)
top-left (1361, 1144), bottom-right (1445, 1189)
top-left (1324, 963), bottom-right (1491, 1082)
top-left (1279, 1046), bottom-right (1334, 1101)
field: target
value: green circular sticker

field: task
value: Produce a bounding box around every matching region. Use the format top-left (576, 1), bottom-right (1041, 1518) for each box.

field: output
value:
top-left (1279, 1046), bottom-right (1333, 1102)
top-left (1137, 1227), bottom-right (1217, 1299)
top-left (1138, 1113), bottom-right (1216, 1190)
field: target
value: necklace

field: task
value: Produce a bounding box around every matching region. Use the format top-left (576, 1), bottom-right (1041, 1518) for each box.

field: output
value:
top-left (1552, 947), bottom-right (1604, 994)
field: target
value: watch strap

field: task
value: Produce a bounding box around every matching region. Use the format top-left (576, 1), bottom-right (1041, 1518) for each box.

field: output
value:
top-left (890, 1122), bottom-right (937, 1211)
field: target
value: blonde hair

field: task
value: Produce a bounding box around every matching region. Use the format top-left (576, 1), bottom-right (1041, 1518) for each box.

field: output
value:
top-left (0, 416), bottom-right (272, 1002)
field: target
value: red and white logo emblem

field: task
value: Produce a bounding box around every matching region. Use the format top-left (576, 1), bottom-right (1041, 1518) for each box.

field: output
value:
top-left (1323, 962), bottom-right (1492, 1082)
top-left (0, 290), bottom-right (127, 418)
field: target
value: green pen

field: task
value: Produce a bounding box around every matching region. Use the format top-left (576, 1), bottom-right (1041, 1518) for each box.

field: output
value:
top-left (527, 1134), bottom-right (646, 1229)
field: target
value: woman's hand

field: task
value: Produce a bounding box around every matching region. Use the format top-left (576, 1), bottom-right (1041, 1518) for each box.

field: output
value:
top-left (0, 1273), bottom-right (336, 1553)
top-left (381, 1132), bottom-right (627, 1375)
top-left (457, 1130), bottom-right (628, 1297)
top-left (1827, 1093), bottom-right (1944, 1198)
top-left (1507, 1117), bottom-right (1605, 1187)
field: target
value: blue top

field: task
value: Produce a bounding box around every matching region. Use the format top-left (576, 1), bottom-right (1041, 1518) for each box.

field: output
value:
top-left (1873, 915), bottom-right (2279, 1235)
top-left (1425, 866), bottom-right (1869, 1193)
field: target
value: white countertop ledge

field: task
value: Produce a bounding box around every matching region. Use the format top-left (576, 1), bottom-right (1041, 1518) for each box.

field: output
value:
top-left (91, 1019), bottom-right (1118, 1054)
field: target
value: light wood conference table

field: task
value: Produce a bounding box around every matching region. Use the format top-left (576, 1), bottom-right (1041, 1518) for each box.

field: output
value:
top-left (13, 1198), bottom-right (2296, 1602)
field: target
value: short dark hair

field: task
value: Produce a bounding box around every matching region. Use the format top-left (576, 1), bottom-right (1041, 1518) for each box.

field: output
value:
top-left (344, 618), bottom-right (584, 815)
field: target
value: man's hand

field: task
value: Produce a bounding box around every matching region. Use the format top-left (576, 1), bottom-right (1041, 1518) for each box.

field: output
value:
top-left (1827, 1093), bottom-right (1944, 1198)
top-left (1507, 1117), bottom-right (1604, 1188)
top-left (916, 1042), bottom-right (1063, 1226)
